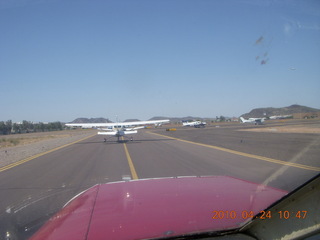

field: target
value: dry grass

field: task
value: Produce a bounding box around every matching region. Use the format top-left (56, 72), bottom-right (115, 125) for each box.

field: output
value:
top-left (0, 129), bottom-right (95, 148)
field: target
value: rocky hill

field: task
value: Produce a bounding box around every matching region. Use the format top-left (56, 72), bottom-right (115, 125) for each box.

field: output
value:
top-left (123, 119), bottom-right (140, 122)
top-left (69, 105), bottom-right (319, 123)
top-left (70, 117), bottom-right (112, 123)
top-left (241, 104), bottom-right (320, 118)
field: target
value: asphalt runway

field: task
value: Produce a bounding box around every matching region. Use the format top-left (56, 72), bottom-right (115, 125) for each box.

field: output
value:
top-left (0, 121), bottom-right (319, 239)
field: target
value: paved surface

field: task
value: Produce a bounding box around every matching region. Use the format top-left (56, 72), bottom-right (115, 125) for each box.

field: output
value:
top-left (0, 122), bottom-right (319, 239)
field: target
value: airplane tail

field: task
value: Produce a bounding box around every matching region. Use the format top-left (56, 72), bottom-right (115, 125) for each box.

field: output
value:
top-left (240, 117), bottom-right (245, 123)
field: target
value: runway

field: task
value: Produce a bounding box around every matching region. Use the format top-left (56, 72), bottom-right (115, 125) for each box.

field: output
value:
top-left (0, 122), bottom-right (319, 239)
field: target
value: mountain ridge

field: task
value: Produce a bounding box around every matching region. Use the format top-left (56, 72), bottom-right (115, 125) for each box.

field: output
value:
top-left (241, 104), bottom-right (320, 118)
top-left (68, 105), bottom-right (319, 123)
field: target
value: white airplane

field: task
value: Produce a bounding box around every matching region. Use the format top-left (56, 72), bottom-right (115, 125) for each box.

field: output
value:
top-left (182, 120), bottom-right (206, 127)
top-left (66, 119), bottom-right (170, 142)
top-left (240, 117), bottom-right (265, 125)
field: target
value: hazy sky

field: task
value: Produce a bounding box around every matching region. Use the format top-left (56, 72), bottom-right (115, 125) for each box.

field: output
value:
top-left (1, 0), bottom-right (319, 122)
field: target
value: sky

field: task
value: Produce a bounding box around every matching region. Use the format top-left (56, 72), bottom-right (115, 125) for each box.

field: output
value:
top-left (1, 0), bottom-right (319, 122)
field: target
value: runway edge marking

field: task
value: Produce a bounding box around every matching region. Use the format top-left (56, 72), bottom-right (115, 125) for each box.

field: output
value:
top-left (122, 137), bottom-right (139, 180)
top-left (147, 131), bottom-right (320, 172)
top-left (0, 133), bottom-right (96, 173)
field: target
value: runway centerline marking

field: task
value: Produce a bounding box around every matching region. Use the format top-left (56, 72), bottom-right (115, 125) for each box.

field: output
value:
top-left (122, 138), bottom-right (139, 180)
top-left (0, 133), bottom-right (96, 173)
top-left (147, 131), bottom-right (320, 172)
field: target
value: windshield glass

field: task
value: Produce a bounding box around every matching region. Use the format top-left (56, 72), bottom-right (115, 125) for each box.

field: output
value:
top-left (0, 0), bottom-right (319, 239)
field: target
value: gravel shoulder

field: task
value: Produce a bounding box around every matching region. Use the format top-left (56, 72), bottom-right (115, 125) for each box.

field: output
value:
top-left (239, 125), bottom-right (320, 134)
top-left (0, 130), bottom-right (97, 168)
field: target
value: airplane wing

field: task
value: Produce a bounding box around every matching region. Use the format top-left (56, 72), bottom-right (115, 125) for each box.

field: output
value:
top-left (65, 123), bottom-right (115, 128)
top-left (65, 119), bottom-right (170, 128)
top-left (120, 119), bottom-right (170, 126)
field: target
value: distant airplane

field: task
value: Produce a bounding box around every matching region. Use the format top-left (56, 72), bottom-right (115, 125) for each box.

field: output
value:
top-left (66, 119), bottom-right (170, 142)
top-left (239, 117), bottom-right (265, 125)
top-left (182, 120), bottom-right (206, 127)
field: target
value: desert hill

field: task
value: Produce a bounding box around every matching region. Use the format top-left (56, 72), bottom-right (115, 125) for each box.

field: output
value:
top-left (70, 117), bottom-right (112, 123)
top-left (241, 104), bottom-right (320, 118)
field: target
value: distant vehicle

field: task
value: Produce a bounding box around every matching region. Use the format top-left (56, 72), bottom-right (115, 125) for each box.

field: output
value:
top-left (66, 119), bottom-right (169, 142)
top-left (182, 120), bottom-right (207, 127)
top-left (240, 117), bottom-right (265, 125)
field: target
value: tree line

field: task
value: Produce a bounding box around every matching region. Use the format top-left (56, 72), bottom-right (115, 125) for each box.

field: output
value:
top-left (0, 120), bottom-right (63, 135)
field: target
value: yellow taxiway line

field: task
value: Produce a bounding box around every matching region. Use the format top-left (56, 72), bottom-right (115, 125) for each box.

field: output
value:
top-left (122, 138), bottom-right (139, 180)
top-left (0, 133), bottom-right (96, 173)
top-left (148, 131), bottom-right (320, 172)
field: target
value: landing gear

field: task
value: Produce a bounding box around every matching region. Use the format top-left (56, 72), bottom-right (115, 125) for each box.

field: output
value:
top-left (103, 135), bottom-right (133, 143)
top-left (119, 135), bottom-right (133, 143)
top-left (103, 136), bottom-right (114, 143)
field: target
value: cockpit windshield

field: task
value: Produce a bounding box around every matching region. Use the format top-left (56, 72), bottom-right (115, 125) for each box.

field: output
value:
top-left (0, 0), bottom-right (319, 239)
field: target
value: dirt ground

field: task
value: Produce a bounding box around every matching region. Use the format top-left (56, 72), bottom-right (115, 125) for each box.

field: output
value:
top-left (0, 129), bottom-right (95, 148)
top-left (240, 124), bottom-right (320, 134)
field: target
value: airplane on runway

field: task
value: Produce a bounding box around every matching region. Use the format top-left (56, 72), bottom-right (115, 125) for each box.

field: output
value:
top-left (65, 119), bottom-right (170, 142)
top-left (240, 117), bottom-right (265, 125)
top-left (182, 120), bottom-right (207, 127)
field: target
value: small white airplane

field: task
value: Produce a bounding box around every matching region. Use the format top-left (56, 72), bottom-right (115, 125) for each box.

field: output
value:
top-left (239, 117), bottom-right (265, 125)
top-left (66, 119), bottom-right (170, 142)
top-left (182, 120), bottom-right (206, 127)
